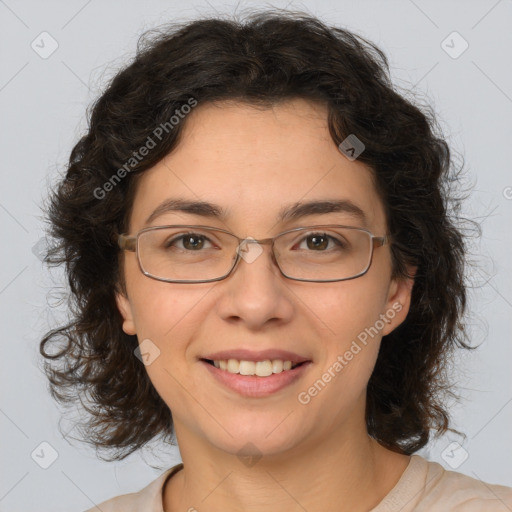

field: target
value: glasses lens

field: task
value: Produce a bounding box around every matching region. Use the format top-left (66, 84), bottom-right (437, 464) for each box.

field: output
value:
top-left (274, 226), bottom-right (372, 281)
top-left (137, 226), bottom-right (373, 282)
top-left (138, 227), bottom-right (238, 282)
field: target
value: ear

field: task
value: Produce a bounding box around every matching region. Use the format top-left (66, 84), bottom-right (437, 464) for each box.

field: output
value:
top-left (381, 266), bottom-right (417, 336)
top-left (115, 290), bottom-right (137, 336)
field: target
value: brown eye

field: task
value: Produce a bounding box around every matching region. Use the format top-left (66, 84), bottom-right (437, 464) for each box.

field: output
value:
top-left (181, 234), bottom-right (206, 250)
top-left (295, 232), bottom-right (345, 251)
top-left (165, 233), bottom-right (212, 251)
top-left (305, 234), bottom-right (329, 250)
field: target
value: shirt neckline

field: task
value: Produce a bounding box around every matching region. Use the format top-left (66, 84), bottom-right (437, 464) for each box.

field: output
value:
top-left (158, 462), bottom-right (185, 511)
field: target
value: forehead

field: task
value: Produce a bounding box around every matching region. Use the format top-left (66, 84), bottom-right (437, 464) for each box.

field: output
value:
top-left (129, 99), bottom-right (388, 234)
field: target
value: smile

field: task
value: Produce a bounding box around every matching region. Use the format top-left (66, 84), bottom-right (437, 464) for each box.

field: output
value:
top-left (201, 359), bottom-right (312, 398)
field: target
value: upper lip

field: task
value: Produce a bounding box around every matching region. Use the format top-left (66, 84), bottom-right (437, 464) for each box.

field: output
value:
top-left (201, 349), bottom-right (311, 364)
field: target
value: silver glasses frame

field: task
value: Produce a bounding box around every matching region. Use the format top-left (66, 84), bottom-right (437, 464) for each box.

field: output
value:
top-left (118, 224), bottom-right (391, 284)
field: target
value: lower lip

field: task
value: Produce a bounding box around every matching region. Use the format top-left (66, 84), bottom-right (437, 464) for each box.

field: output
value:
top-left (201, 360), bottom-right (312, 398)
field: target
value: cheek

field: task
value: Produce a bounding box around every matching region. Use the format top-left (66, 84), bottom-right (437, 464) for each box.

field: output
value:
top-left (319, 276), bottom-right (390, 346)
top-left (297, 283), bottom-right (387, 419)
top-left (124, 252), bottom-right (199, 338)
top-left (309, 274), bottom-right (390, 393)
top-left (127, 280), bottom-right (205, 408)
top-left (130, 281), bottom-right (204, 343)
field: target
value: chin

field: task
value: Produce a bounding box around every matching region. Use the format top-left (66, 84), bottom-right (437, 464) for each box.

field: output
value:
top-left (205, 420), bottom-right (305, 460)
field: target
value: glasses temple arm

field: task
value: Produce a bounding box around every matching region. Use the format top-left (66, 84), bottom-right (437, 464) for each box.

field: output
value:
top-left (118, 234), bottom-right (137, 252)
top-left (373, 235), bottom-right (392, 248)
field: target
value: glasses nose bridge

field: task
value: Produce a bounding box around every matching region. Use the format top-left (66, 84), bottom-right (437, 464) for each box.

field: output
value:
top-left (239, 235), bottom-right (275, 246)
top-left (230, 234), bottom-right (280, 275)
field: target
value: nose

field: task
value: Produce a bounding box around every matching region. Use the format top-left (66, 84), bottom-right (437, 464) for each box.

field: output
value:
top-left (214, 239), bottom-right (294, 329)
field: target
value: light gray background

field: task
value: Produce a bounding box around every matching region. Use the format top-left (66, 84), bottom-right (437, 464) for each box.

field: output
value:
top-left (1, 1), bottom-right (511, 510)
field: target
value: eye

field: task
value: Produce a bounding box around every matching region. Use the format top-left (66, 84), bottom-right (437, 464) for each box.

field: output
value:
top-left (295, 232), bottom-right (346, 251)
top-left (165, 232), bottom-right (215, 251)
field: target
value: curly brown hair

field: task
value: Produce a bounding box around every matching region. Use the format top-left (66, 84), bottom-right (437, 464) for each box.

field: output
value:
top-left (40, 9), bottom-right (475, 461)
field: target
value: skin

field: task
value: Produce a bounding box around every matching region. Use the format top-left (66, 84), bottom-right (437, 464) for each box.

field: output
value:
top-left (116, 98), bottom-right (416, 512)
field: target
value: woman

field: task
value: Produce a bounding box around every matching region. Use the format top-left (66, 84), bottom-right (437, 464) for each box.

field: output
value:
top-left (40, 10), bottom-right (512, 511)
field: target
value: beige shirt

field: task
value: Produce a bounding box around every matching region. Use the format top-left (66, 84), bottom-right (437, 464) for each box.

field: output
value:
top-left (84, 455), bottom-right (512, 511)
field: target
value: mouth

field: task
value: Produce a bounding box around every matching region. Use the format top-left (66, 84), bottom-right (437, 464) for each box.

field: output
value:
top-left (199, 357), bottom-right (313, 398)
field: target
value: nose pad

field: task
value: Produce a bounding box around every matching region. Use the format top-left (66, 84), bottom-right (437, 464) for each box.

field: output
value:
top-left (233, 238), bottom-right (281, 276)
top-left (236, 237), bottom-right (264, 265)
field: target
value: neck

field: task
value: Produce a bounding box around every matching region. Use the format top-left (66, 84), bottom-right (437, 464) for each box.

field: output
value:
top-left (163, 424), bottom-right (410, 512)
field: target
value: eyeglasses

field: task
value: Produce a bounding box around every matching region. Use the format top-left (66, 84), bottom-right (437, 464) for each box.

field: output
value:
top-left (117, 224), bottom-right (391, 284)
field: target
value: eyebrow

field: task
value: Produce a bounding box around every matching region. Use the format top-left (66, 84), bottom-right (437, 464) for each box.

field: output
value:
top-left (145, 198), bottom-right (368, 226)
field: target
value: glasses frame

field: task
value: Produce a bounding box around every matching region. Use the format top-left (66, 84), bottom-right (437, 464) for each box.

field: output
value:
top-left (118, 224), bottom-right (391, 284)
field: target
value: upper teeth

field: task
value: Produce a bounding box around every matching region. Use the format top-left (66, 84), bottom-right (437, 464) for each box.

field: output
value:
top-left (213, 359), bottom-right (295, 376)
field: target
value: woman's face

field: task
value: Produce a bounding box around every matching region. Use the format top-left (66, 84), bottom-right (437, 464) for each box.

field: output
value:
top-left (116, 98), bottom-right (414, 459)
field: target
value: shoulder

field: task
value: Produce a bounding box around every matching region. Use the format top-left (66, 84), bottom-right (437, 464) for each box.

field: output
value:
top-left (81, 463), bottom-right (184, 512)
top-left (374, 455), bottom-right (512, 511)
top-left (419, 456), bottom-right (512, 511)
